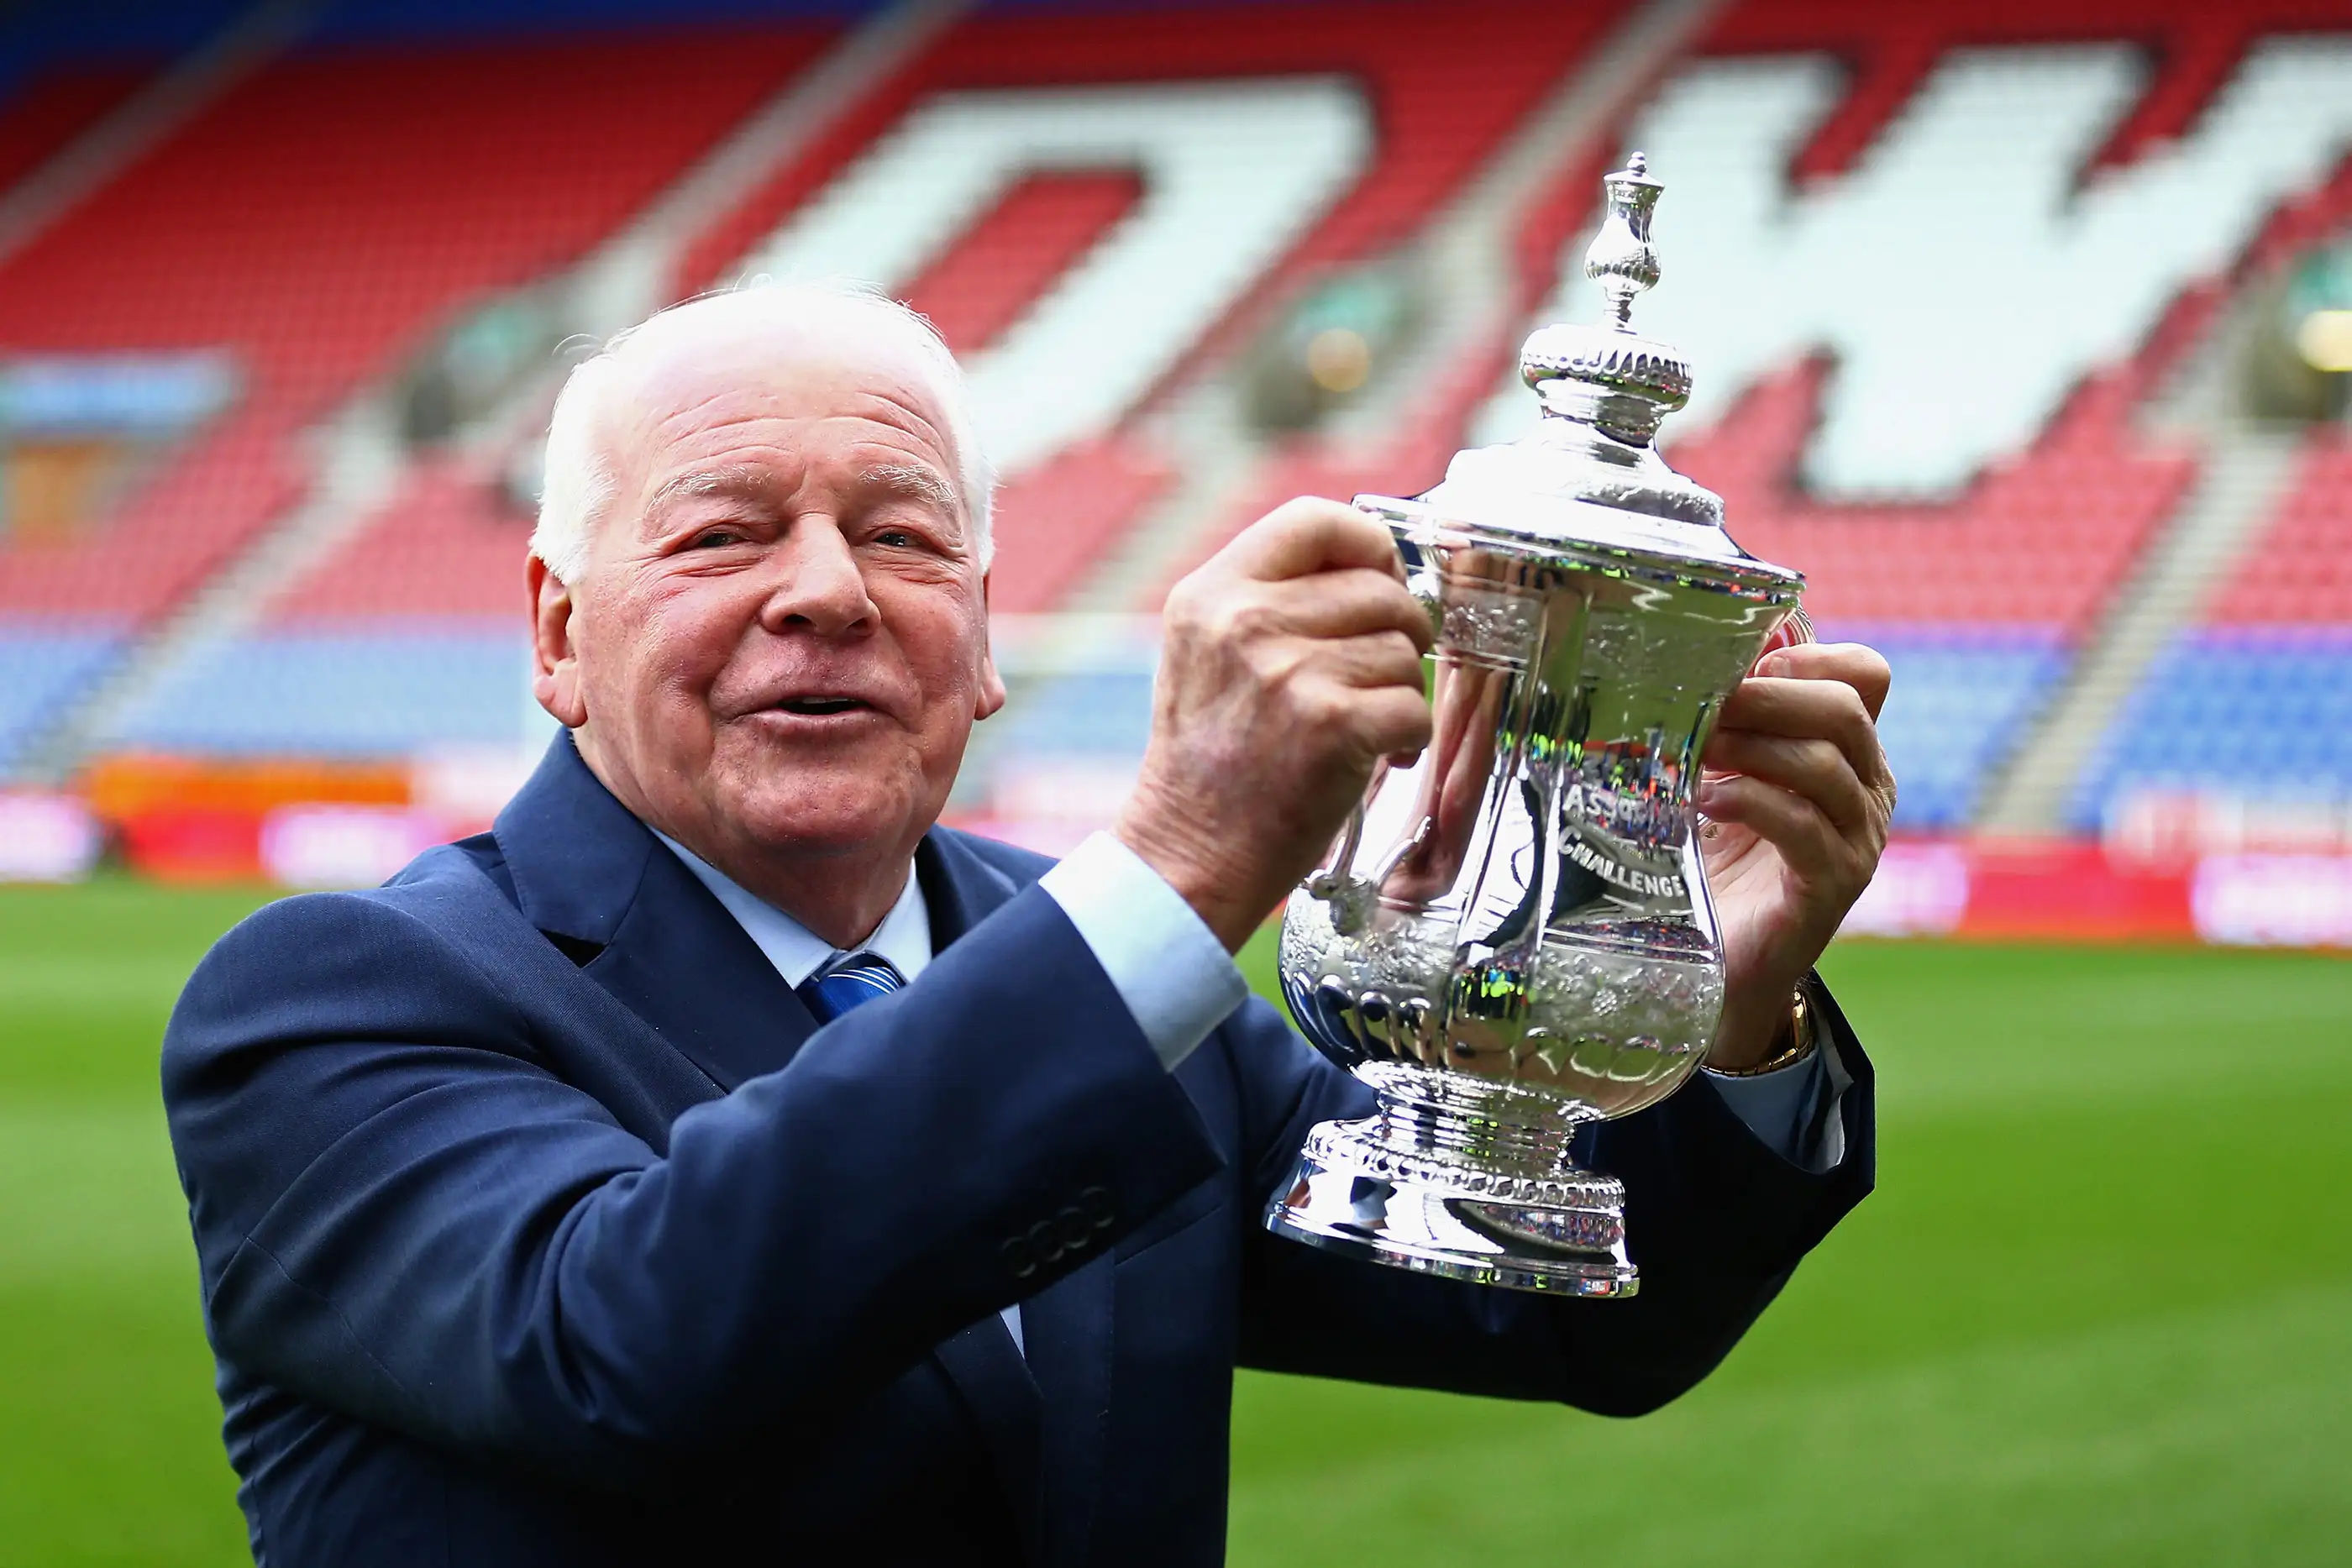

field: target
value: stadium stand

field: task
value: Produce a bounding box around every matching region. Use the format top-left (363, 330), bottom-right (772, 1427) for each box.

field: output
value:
top-left (2072, 434), bottom-right (2352, 828)
top-left (0, 1), bottom-right (241, 112)
top-left (688, 0), bottom-right (1630, 594)
top-left (81, 0), bottom-right (1629, 760)
top-left (1473, 0), bottom-right (2352, 828)
top-left (0, 0), bottom-right (2344, 855)
top-left (0, 627), bottom-right (122, 774)
top-left (114, 627), bottom-right (533, 757)
top-left (1, 7), bottom-right (849, 758)
top-left (1142, 3), bottom-right (2352, 830)
top-left (0, 63), bottom-right (149, 197)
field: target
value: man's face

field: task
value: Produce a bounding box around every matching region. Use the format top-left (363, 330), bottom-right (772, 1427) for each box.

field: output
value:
top-left (533, 319), bottom-right (1003, 892)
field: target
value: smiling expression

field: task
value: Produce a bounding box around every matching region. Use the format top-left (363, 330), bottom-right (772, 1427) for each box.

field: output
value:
top-left (530, 309), bottom-right (1004, 936)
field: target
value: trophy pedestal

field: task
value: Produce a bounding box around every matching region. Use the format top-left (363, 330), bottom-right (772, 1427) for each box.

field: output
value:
top-left (1264, 1068), bottom-right (1639, 1297)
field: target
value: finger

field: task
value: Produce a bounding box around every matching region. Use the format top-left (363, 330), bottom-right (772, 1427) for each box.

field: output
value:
top-left (1754, 641), bottom-right (1893, 721)
top-left (1351, 684), bottom-right (1435, 761)
top-left (1317, 628), bottom-right (1428, 693)
top-left (1702, 729), bottom-right (1877, 836)
top-left (1220, 496), bottom-right (1403, 584)
top-left (1718, 674), bottom-right (1890, 789)
top-left (1695, 773), bottom-right (1849, 887)
top-left (1260, 568), bottom-right (1434, 651)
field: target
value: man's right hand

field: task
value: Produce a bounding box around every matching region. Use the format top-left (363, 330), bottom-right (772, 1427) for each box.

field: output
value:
top-left (1115, 497), bottom-right (1435, 952)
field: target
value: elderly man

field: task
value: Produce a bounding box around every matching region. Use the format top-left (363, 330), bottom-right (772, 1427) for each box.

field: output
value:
top-left (165, 284), bottom-right (1891, 1566)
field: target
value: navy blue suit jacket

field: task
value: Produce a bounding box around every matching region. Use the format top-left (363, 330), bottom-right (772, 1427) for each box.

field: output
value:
top-left (164, 736), bottom-right (1874, 1565)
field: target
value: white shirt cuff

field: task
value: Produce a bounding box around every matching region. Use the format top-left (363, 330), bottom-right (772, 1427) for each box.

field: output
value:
top-left (1037, 831), bottom-right (1250, 1072)
top-left (1704, 1040), bottom-right (1847, 1172)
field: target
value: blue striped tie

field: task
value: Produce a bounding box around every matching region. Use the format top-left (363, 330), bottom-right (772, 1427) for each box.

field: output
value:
top-left (798, 952), bottom-right (906, 1023)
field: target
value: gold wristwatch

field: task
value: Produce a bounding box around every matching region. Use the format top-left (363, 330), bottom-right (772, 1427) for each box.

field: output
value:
top-left (1713, 977), bottom-right (1820, 1078)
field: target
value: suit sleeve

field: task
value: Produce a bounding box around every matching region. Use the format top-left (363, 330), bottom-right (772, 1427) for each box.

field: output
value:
top-left (163, 884), bottom-right (1225, 1489)
top-left (1227, 985), bottom-right (1875, 1414)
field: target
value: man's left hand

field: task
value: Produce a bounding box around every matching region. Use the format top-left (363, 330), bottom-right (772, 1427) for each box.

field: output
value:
top-left (1697, 641), bottom-right (1897, 1070)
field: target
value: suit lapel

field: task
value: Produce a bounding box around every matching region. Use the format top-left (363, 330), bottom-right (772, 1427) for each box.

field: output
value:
top-left (492, 733), bottom-right (816, 1093)
top-left (500, 747), bottom-right (1076, 1558)
top-left (580, 845), bottom-right (816, 1092)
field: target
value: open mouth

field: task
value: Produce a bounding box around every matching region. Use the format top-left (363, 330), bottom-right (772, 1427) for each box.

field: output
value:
top-left (774, 695), bottom-right (870, 716)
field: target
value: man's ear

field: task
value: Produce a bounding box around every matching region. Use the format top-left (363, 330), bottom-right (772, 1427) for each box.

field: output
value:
top-left (974, 569), bottom-right (1007, 721)
top-left (528, 553), bottom-right (589, 728)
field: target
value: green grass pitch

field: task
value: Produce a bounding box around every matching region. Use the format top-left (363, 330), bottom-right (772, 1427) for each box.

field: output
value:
top-left (0, 879), bottom-right (2345, 1565)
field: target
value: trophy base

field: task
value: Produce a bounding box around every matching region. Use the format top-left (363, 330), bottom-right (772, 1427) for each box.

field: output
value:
top-left (1265, 1114), bottom-right (1637, 1297)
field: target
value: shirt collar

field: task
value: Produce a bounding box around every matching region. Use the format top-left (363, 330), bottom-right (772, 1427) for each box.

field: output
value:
top-left (652, 831), bottom-right (932, 989)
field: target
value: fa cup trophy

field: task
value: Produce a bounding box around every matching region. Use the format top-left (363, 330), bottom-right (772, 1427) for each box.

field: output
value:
top-left (1266, 155), bottom-right (1805, 1295)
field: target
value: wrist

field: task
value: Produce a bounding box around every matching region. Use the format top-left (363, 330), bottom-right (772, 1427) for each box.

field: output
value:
top-left (1112, 800), bottom-right (1259, 954)
top-left (1708, 973), bottom-right (1812, 1072)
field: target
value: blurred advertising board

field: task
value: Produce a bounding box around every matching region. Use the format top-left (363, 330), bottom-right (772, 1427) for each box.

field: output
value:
top-left (260, 805), bottom-right (450, 890)
top-left (0, 793), bottom-right (102, 882)
top-left (1851, 836), bottom-right (2348, 948)
top-left (2192, 855), bottom-right (2352, 947)
top-left (14, 758), bottom-right (2352, 951)
top-left (1841, 843), bottom-right (1971, 937)
top-left (32, 747), bottom-right (539, 886)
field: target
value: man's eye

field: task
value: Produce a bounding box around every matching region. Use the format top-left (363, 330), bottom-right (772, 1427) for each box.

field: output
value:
top-left (690, 529), bottom-right (745, 550)
top-left (872, 529), bottom-right (918, 548)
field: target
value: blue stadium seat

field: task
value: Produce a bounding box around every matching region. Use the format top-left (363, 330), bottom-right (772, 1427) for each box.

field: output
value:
top-left (977, 628), bottom-right (2070, 834)
top-left (2071, 629), bottom-right (2352, 828)
top-left (0, 627), bottom-right (121, 773)
top-left (991, 668), bottom-right (1157, 761)
top-left (105, 627), bottom-right (533, 757)
top-left (1814, 627), bottom-right (2069, 831)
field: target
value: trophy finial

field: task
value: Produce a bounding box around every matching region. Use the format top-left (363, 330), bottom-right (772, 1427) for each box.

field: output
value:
top-left (1585, 151), bottom-right (1664, 331)
top-left (1515, 153), bottom-right (1692, 451)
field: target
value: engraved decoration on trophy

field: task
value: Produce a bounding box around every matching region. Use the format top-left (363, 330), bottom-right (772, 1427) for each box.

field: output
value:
top-left (1265, 154), bottom-right (1806, 1295)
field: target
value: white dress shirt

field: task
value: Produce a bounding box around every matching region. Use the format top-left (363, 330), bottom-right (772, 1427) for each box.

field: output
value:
top-left (657, 829), bottom-right (1845, 1350)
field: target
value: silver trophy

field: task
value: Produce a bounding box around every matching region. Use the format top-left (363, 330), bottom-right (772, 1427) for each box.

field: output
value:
top-left (1266, 155), bottom-right (1804, 1296)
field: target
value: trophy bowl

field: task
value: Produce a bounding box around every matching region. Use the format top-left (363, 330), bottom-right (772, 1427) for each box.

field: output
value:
top-left (1264, 155), bottom-right (1804, 1295)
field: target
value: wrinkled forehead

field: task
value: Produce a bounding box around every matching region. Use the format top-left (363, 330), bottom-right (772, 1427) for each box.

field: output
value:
top-left (600, 311), bottom-right (962, 493)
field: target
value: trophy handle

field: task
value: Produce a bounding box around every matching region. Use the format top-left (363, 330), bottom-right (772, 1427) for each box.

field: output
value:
top-left (1305, 800), bottom-right (1373, 934)
top-left (1306, 520), bottom-right (1445, 938)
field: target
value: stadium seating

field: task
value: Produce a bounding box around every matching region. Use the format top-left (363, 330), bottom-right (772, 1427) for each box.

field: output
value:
top-left (0, 1), bottom-right (242, 111)
top-left (0, 65), bottom-right (148, 197)
top-left (2072, 437), bottom-right (2352, 828)
top-left (903, 169), bottom-right (1146, 359)
top-left (99, 0), bottom-right (1630, 758)
top-left (6, 10), bottom-right (847, 757)
top-left (0, 627), bottom-right (122, 773)
top-left (684, 0), bottom-right (1631, 600)
top-left (113, 628), bottom-right (533, 757)
top-left (0, 0), bottom-right (2344, 843)
top-left (1150, 1), bottom-right (2352, 831)
top-left (1445, 0), bottom-right (2352, 830)
top-left (1827, 627), bottom-right (2071, 830)
top-left (1, 21), bottom-right (842, 615)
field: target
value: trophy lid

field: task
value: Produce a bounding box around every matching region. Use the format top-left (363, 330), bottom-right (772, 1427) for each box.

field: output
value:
top-left (1372, 155), bottom-right (1795, 595)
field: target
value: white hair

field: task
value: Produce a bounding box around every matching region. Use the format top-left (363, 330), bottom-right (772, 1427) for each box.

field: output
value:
top-left (531, 281), bottom-right (995, 583)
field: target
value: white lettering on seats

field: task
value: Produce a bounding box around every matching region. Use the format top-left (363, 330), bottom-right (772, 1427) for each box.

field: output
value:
top-left (733, 81), bottom-right (1373, 474)
top-left (1485, 39), bottom-right (2352, 498)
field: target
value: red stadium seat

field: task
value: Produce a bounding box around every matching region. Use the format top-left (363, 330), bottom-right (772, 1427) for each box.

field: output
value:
top-left (0, 24), bottom-right (841, 628)
top-left (0, 61), bottom-right (151, 196)
top-left (676, 0), bottom-right (1632, 613)
top-left (2208, 436), bottom-right (2352, 627)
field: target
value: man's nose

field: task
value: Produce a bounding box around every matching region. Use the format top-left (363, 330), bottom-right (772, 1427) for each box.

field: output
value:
top-left (760, 518), bottom-right (875, 637)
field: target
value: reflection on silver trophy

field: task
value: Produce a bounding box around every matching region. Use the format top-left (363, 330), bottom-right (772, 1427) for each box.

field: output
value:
top-left (1267, 155), bottom-right (1807, 1295)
